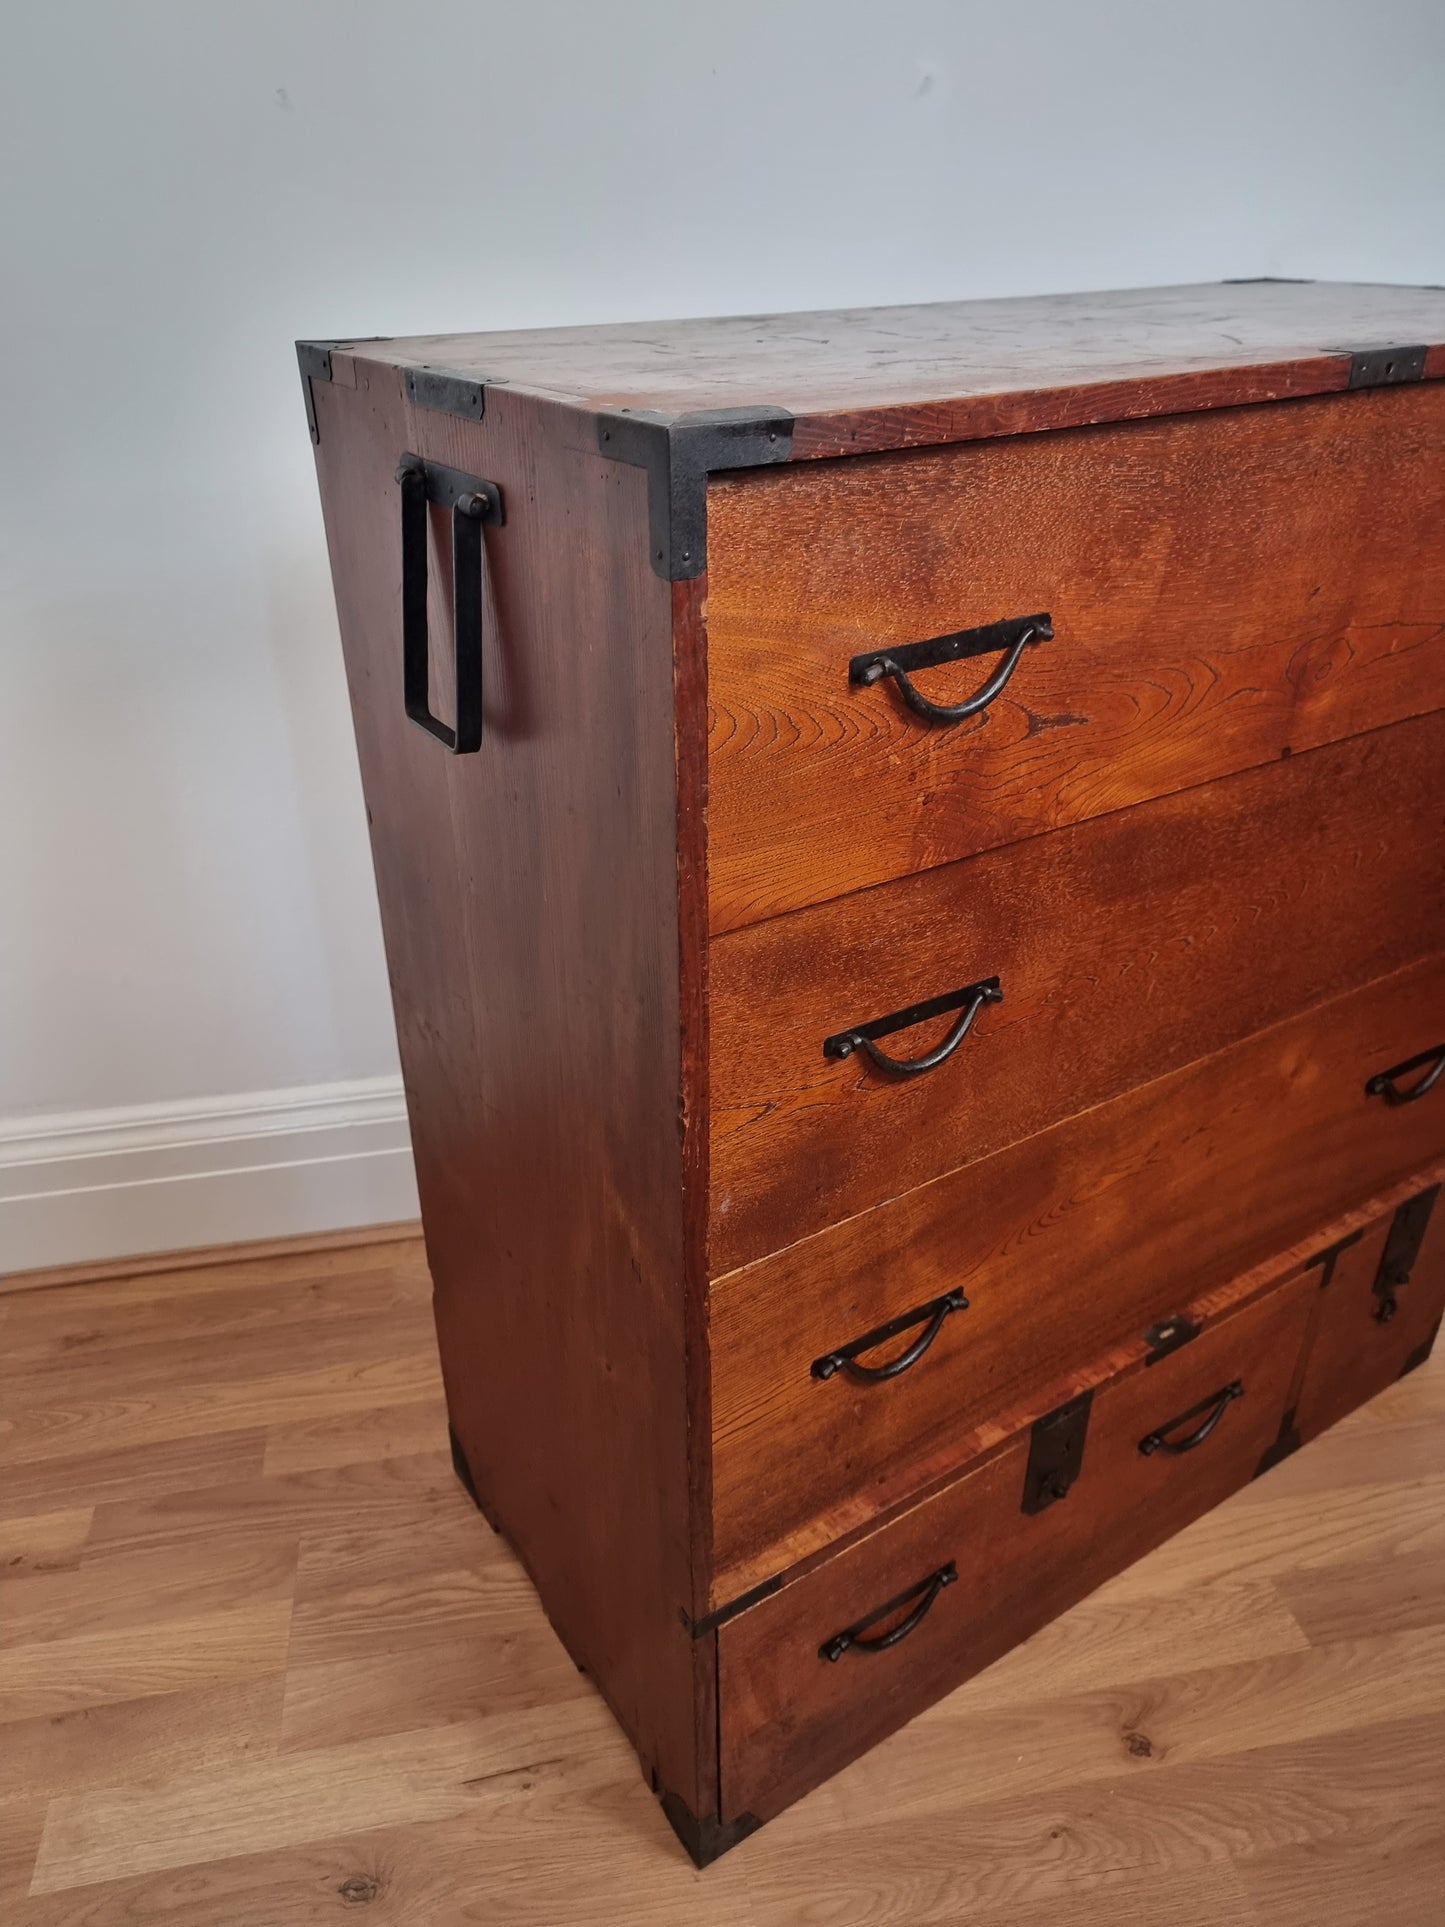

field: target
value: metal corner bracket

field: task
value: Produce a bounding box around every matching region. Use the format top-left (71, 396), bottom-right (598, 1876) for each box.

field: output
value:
top-left (595, 405), bottom-right (795, 579)
top-left (296, 340), bottom-right (487, 443)
top-left (403, 365), bottom-right (488, 421)
top-left (1326, 343), bottom-right (1429, 390)
top-left (296, 336), bottom-right (391, 442)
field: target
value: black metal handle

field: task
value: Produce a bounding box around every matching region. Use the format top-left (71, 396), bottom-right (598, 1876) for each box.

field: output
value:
top-left (1138, 1380), bottom-right (1244, 1458)
top-left (397, 455), bottom-right (504, 755)
top-left (1366, 1045), bottom-right (1445, 1108)
top-left (812, 1289), bottom-right (969, 1385)
top-left (819, 1562), bottom-right (958, 1662)
top-left (850, 613), bottom-right (1052, 725)
top-left (823, 976), bottom-right (1002, 1079)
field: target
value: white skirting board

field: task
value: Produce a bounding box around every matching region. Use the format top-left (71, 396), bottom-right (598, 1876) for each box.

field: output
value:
top-left (0, 1078), bottom-right (419, 1275)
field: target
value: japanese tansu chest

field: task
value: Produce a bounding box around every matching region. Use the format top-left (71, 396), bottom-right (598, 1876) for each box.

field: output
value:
top-left (301, 280), bottom-right (1445, 1864)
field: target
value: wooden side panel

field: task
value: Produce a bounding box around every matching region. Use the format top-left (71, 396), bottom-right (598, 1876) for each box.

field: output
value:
top-left (309, 375), bottom-right (711, 1812)
top-left (710, 713), bottom-right (1445, 1274)
top-left (709, 950), bottom-right (1445, 1598)
top-left (707, 384), bottom-right (1445, 931)
top-left (1295, 1187), bottom-right (1445, 1442)
top-left (718, 1271), bottom-right (1315, 1825)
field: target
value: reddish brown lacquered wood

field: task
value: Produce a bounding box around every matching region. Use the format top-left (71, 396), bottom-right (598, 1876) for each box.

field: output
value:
top-left (310, 377), bottom-right (713, 1816)
top-left (708, 1156), bottom-right (1445, 1620)
top-left (710, 712), bottom-right (1445, 1274)
top-left (672, 572), bottom-right (717, 1628)
top-left (1295, 1187), bottom-right (1445, 1444)
top-left (343, 281), bottom-right (1445, 451)
top-left (717, 1273), bottom-right (1315, 1825)
top-left (709, 950), bottom-right (1445, 1596)
top-left (305, 284), bottom-right (1445, 1862)
top-left (706, 383), bottom-right (1445, 931)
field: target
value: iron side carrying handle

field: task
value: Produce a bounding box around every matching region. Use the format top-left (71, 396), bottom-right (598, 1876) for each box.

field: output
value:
top-left (1138, 1380), bottom-right (1244, 1458)
top-left (397, 455), bottom-right (504, 754)
top-left (1366, 1044), bottom-right (1445, 1108)
top-left (849, 612), bottom-right (1053, 725)
top-left (819, 1562), bottom-right (958, 1662)
top-left (823, 976), bottom-right (1002, 1079)
top-left (812, 1289), bottom-right (969, 1385)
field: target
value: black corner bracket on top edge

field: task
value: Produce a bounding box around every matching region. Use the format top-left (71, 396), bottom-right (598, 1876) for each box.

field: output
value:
top-left (297, 341), bottom-right (340, 443)
top-left (596, 406), bottom-right (795, 579)
top-left (296, 340), bottom-right (487, 444)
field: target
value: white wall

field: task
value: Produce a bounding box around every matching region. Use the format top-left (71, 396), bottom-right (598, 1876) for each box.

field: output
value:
top-left (3, 0), bottom-right (1443, 1268)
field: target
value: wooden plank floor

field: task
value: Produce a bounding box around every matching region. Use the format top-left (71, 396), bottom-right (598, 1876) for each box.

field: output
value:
top-left (2, 1236), bottom-right (1442, 1924)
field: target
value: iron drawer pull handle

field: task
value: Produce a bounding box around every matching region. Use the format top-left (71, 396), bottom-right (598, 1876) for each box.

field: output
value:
top-left (812, 1289), bottom-right (970, 1384)
top-left (849, 612), bottom-right (1053, 725)
top-left (1138, 1380), bottom-right (1245, 1457)
top-left (1365, 1045), bottom-right (1445, 1108)
top-left (824, 976), bottom-right (1003, 1079)
top-left (397, 454), bottom-right (504, 755)
top-left (820, 1562), bottom-right (958, 1662)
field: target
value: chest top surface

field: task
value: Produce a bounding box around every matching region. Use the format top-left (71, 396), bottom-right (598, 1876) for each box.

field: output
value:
top-left (303, 280), bottom-right (1445, 577)
top-left (327, 279), bottom-right (1445, 427)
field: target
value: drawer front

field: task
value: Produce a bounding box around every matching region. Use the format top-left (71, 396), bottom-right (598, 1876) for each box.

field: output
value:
top-left (710, 951), bottom-right (1445, 1592)
top-left (717, 1275), bottom-right (1313, 1825)
top-left (710, 712), bottom-right (1445, 1275)
top-left (1293, 1181), bottom-right (1445, 1444)
top-left (706, 383), bottom-right (1445, 933)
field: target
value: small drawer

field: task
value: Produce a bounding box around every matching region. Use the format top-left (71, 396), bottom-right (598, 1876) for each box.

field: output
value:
top-left (705, 383), bottom-right (1445, 933)
top-left (709, 951), bottom-right (1445, 1592)
top-left (1290, 1180), bottom-right (1445, 1446)
top-left (717, 1274), bottom-right (1313, 1826)
top-left (709, 711), bottom-right (1445, 1275)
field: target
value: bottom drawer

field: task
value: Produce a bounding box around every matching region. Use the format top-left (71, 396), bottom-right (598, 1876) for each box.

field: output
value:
top-left (717, 1269), bottom-right (1314, 1826)
top-left (1290, 1181), bottom-right (1445, 1447)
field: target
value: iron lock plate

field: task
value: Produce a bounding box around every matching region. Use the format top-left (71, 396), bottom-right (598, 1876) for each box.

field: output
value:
top-left (1022, 1389), bottom-right (1093, 1514)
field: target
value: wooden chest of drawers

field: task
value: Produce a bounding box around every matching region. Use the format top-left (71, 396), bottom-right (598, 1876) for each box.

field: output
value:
top-left (301, 280), bottom-right (1445, 1865)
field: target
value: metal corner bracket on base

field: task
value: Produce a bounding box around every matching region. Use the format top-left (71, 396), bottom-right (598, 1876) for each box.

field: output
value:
top-left (1399, 1317), bottom-right (1442, 1380)
top-left (658, 1787), bottom-right (763, 1869)
top-left (595, 406), bottom-right (795, 579)
top-left (1254, 1408), bottom-right (1303, 1479)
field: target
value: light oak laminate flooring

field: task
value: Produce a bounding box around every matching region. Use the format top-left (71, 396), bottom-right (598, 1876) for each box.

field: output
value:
top-left (2, 1236), bottom-right (1442, 1923)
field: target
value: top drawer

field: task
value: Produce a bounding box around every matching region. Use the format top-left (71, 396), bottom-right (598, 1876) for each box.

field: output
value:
top-left (706, 384), bottom-right (1445, 932)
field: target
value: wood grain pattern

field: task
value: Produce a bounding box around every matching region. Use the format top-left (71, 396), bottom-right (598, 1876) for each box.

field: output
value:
top-left (710, 951), bottom-right (1445, 1591)
top-left (2, 1235), bottom-right (1442, 1918)
top-left (311, 373), bottom-right (711, 1815)
top-left (0, 1511), bottom-right (93, 1579)
top-left (296, 286), bottom-right (1445, 1870)
top-left (710, 712), bottom-right (1445, 1272)
top-left (706, 383), bottom-right (1445, 930)
top-left (344, 280), bottom-right (1445, 454)
top-left (716, 1276), bottom-right (1315, 1824)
